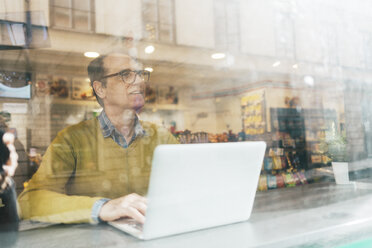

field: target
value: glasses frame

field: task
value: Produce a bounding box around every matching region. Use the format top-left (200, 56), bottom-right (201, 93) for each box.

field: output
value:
top-left (100, 69), bottom-right (150, 84)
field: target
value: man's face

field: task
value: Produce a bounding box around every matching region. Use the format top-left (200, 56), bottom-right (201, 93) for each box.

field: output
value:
top-left (102, 54), bottom-right (146, 113)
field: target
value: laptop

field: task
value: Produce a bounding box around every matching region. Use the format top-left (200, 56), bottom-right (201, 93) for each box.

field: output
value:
top-left (109, 141), bottom-right (266, 240)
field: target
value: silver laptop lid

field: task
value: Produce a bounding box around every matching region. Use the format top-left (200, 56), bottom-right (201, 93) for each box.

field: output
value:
top-left (143, 141), bottom-right (266, 240)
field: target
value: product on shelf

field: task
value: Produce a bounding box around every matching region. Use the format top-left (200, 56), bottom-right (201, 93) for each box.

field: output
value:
top-left (297, 171), bottom-right (308, 184)
top-left (276, 174), bottom-right (285, 188)
top-left (267, 174), bottom-right (277, 189)
top-left (264, 157), bottom-right (273, 170)
top-left (241, 90), bottom-right (266, 136)
top-left (175, 130), bottom-right (209, 144)
top-left (283, 173), bottom-right (296, 187)
top-left (272, 156), bottom-right (284, 170)
top-left (258, 175), bottom-right (268, 191)
top-left (258, 170), bottom-right (309, 191)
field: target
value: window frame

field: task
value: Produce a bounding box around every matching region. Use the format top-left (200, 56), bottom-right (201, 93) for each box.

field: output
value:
top-left (141, 0), bottom-right (176, 44)
top-left (213, 0), bottom-right (241, 52)
top-left (49, 0), bottom-right (95, 33)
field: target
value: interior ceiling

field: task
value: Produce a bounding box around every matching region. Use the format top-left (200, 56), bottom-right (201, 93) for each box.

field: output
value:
top-left (0, 49), bottom-right (257, 89)
top-left (2, 49), bottom-right (341, 92)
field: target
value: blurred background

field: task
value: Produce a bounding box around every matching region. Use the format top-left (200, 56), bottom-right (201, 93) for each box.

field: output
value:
top-left (0, 0), bottom-right (372, 194)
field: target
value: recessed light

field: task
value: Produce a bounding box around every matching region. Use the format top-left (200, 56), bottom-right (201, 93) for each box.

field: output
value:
top-left (292, 64), bottom-right (298, 69)
top-left (211, 53), bottom-right (226, 59)
top-left (84, 52), bottom-right (100, 58)
top-left (304, 75), bottom-right (314, 86)
top-left (144, 67), bottom-right (153, 72)
top-left (145, 45), bottom-right (155, 54)
top-left (272, 61), bottom-right (281, 67)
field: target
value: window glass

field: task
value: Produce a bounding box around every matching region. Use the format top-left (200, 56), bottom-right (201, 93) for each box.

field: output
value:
top-left (158, 4), bottom-right (172, 25)
top-left (73, 0), bottom-right (90, 11)
top-left (214, 0), bottom-right (240, 51)
top-left (142, 0), bottom-right (174, 43)
top-left (51, 0), bottom-right (93, 31)
top-left (53, 0), bottom-right (71, 8)
top-left (54, 6), bottom-right (72, 28)
top-left (0, 1), bottom-right (372, 247)
top-left (159, 24), bottom-right (172, 42)
top-left (143, 3), bottom-right (158, 23)
top-left (74, 10), bottom-right (90, 30)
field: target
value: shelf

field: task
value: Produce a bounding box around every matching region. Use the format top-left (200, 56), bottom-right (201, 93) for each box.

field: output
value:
top-left (144, 104), bottom-right (188, 111)
top-left (46, 98), bottom-right (100, 107)
top-left (46, 97), bottom-right (188, 111)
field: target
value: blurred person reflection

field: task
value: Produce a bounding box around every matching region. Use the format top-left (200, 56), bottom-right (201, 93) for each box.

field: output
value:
top-left (0, 116), bottom-right (28, 195)
top-left (18, 53), bottom-right (178, 225)
top-left (0, 130), bottom-right (19, 246)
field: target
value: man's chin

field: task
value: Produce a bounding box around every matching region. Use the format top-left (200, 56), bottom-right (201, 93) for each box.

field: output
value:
top-left (134, 106), bottom-right (144, 113)
top-left (132, 101), bottom-right (145, 113)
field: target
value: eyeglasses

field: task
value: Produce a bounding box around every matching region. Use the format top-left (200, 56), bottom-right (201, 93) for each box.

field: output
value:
top-left (100, 69), bottom-right (150, 84)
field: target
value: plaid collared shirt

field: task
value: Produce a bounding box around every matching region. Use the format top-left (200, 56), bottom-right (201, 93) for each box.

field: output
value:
top-left (97, 110), bottom-right (146, 148)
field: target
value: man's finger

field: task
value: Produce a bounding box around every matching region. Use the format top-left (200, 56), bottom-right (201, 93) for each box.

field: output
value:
top-left (131, 201), bottom-right (147, 215)
top-left (127, 193), bottom-right (147, 203)
top-left (126, 206), bottom-right (146, 224)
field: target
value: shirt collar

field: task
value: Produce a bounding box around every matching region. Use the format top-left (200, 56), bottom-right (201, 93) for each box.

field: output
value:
top-left (98, 110), bottom-right (146, 139)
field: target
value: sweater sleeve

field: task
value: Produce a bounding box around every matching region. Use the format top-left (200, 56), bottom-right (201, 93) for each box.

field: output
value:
top-left (18, 129), bottom-right (102, 224)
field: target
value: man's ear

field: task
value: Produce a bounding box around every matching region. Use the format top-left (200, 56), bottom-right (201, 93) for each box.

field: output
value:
top-left (92, 81), bottom-right (106, 99)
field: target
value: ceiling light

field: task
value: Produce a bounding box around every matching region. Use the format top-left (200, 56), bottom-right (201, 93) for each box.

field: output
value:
top-left (304, 75), bottom-right (315, 86)
top-left (145, 45), bottom-right (155, 54)
top-left (84, 52), bottom-right (100, 58)
top-left (144, 67), bottom-right (153, 72)
top-left (211, 53), bottom-right (226, 59)
top-left (292, 64), bottom-right (298, 69)
top-left (272, 61), bottom-right (281, 67)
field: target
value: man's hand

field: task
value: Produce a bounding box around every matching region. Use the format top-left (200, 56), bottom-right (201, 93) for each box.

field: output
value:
top-left (99, 193), bottom-right (147, 224)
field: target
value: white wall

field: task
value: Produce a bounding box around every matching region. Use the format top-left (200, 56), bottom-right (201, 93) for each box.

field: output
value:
top-left (29, 0), bottom-right (50, 26)
top-left (240, 0), bottom-right (276, 56)
top-left (95, 0), bottom-right (142, 38)
top-left (214, 96), bottom-right (241, 133)
top-left (0, 0), bottom-right (25, 22)
top-left (183, 96), bottom-right (217, 133)
top-left (175, 0), bottom-right (215, 49)
top-left (0, 0), bottom-right (24, 13)
top-left (338, 27), bottom-right (365, 69)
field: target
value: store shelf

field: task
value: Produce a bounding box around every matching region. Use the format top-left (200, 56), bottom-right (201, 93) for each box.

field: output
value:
top-left (259, 108), bottom-right (337, 176)
top-left (49, 98), bottom-right (100, 107)
top-left (144, 104), bottom-right (188, 111)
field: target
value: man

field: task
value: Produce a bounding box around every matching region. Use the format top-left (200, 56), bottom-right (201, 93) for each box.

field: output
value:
top-left (18, 53), bottom-right (178, 224)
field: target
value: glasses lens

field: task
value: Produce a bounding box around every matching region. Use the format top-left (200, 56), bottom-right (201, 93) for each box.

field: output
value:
top-left (135, 71), bottom-right (150, 83)
top-left (141, 71), bottom-right (150, 82)
top-left (121, 71), bottom-right (136, 84)
top-left (119, 70), bottom-right (150, 84)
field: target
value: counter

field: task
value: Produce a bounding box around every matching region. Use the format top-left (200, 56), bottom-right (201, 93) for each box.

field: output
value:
top-left (6, 181), bottom-right (372, 248)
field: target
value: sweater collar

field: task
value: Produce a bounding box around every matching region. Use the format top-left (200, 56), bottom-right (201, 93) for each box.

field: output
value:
top-left (97, 110), bottom-right (146, 146)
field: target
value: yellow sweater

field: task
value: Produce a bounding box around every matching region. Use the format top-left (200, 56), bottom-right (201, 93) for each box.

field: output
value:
top-left (18, 118), bottom-right (178, 224)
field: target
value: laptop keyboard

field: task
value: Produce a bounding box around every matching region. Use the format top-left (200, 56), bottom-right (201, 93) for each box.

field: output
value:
top-left (116, 218), bottom-right (144, 232)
